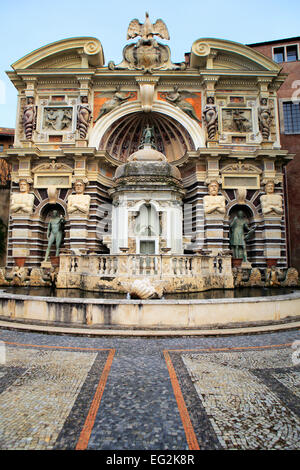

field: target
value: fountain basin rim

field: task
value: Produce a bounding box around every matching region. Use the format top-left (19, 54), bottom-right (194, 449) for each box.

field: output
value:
top-left (0, 289), bottom-right (299, 305)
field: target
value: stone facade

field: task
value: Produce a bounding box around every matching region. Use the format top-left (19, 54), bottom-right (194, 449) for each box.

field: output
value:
top-left (2, 16), bottom-right (295, 292)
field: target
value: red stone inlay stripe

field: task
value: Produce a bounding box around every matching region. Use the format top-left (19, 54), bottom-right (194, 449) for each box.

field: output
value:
top-left (0, 339), bottom-right (110, 352)
top-left (163, 350), bottom-right (200, 450)
top-left (76, 349), bottom-right (115, 450)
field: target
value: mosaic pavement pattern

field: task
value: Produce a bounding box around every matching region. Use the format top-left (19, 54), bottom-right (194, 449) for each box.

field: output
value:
top-left (0, 330), bottom-right (299, 450)
top-left (165, 346), bottom-right (300, 450)
top-left (0, 342), bottom-right (114, 450)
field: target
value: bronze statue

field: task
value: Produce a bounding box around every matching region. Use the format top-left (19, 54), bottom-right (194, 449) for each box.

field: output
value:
top-left (140, 124), bottom-right (156, 148)
top-left (229, 210), bottom-right (256, 261)
top-left (44, 210), bottom-right (65, 261)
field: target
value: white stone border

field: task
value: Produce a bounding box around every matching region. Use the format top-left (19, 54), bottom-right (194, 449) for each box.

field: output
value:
top-left (89, 100), bottom-right (205, 151)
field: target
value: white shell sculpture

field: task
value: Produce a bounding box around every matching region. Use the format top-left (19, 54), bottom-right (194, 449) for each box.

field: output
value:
top-left (128, 278), bottom-right (158, 299)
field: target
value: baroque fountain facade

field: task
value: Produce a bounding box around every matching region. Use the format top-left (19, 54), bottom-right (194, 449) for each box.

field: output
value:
top-left (1, 14), bottom-right (299, 318)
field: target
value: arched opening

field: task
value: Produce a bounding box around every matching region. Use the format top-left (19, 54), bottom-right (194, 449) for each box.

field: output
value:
top-left (99, 111), bottom-right (195, 162)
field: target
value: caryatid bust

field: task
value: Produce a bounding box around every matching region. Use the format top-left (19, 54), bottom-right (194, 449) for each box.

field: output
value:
top-left (10, 179), bottom-right (34, 215)
top-left (203, 181), bottom-right (225, 216)
top-left (67, 180), bottom-right (91, 215)
top-left (260, 181), bottom-right (283, 217)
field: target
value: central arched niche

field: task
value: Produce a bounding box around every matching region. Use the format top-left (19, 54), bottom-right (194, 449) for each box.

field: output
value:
top-left (99, 111), bottom-right (195, 162)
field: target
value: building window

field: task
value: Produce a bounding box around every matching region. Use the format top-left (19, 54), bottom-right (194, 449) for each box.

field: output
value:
top-left (286, 45), bottom-right (298, 62)
top-left (273, 44), bottom-right (299, 63)
top-left (273, 46), bottom-right (285, 63)
top-left (0, 145), bottom-right (4, 152)
top-left (283, 101), bottom-right (300, 134)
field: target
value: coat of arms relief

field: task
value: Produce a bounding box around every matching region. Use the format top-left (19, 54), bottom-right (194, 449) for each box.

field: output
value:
top-left (108, 13), bottom-right (186, 72)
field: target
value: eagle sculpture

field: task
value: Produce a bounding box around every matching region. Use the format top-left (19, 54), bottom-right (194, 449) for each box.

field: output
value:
top-left (127, 12), bottom-right (170, 41)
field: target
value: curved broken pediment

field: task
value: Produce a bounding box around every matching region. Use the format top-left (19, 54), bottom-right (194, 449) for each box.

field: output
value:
top-left (191, 38), bottom-right (281, 72)
top-left (11, 37), bottom-right (104, 70)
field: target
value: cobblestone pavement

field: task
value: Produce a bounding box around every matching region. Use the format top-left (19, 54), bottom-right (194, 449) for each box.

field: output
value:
top-left (0, 327), bottom-right (299, 450)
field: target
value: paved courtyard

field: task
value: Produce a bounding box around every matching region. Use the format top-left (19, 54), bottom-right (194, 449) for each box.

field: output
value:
top-left (0, 326), bottom-right (299, 451)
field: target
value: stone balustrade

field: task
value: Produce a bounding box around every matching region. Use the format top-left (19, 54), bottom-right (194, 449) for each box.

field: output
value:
top-left (58, 253), bottom-right (232, 282)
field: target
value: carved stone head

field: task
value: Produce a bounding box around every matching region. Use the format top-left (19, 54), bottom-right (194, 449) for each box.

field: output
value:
top-left (208, 180), bottom-right (219, 196)
top-left (265, 180), bottom-right (275, 194)
top-left (74, 180), bottom-right (85, 194)
top-left (19, 179), bottom-right (30, 193)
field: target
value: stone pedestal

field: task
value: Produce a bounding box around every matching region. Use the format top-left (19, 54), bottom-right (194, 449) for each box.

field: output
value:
top-left (68, 215), bottom-right (89, 253)
top-left (204, 214), bottom-right (225, 256)
top-left (10, 216), bottom-right (31, 265)
top-left (262, 216), bottom-right (282, 263)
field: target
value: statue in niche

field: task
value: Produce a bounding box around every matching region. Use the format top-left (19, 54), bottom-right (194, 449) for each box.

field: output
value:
top-left (161, 87), bottom-right (200, 122)
top-left (203, 181), bottom-right (225, 216)
top-left (229, 210), bottom-right (256, 261)
top-left (67, 180), bottom-right (91, 215)
top-left (44, 210), bottom-right (65, 262)
top-left (44, 107), bottom-right (72, 131)
top-left (202, 97), bottom-right (218, 139)
top-left (260, 181), bottom-right (283, 217)
top-left (77, 96), bottom-right (92, 139)
top-left (258, 99), bottom-right (272, 140)
top-left (94, 86), bottom-right (135, 123)
top-left (22, 97), bottom-right (37, 140)
top-left (11, 179), bottom-right (34, 215)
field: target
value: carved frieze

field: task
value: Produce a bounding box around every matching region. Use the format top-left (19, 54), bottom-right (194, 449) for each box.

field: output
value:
top-left (32, 161), bottom-right (73, 188)
top-left (221, 162), bottom-right (261, 189)
top-left (221, 108), bottom-right (253, 133)
top-left (94, 87), bottom-right (136, 123)
top-left (159, 88), bottom-right (201, 122)
top-left (42, 107), bottom-right (73, 131)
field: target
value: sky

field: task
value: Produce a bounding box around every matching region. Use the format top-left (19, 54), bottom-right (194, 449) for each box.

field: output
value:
top-left (0, 0), bottom-right (299, 128)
